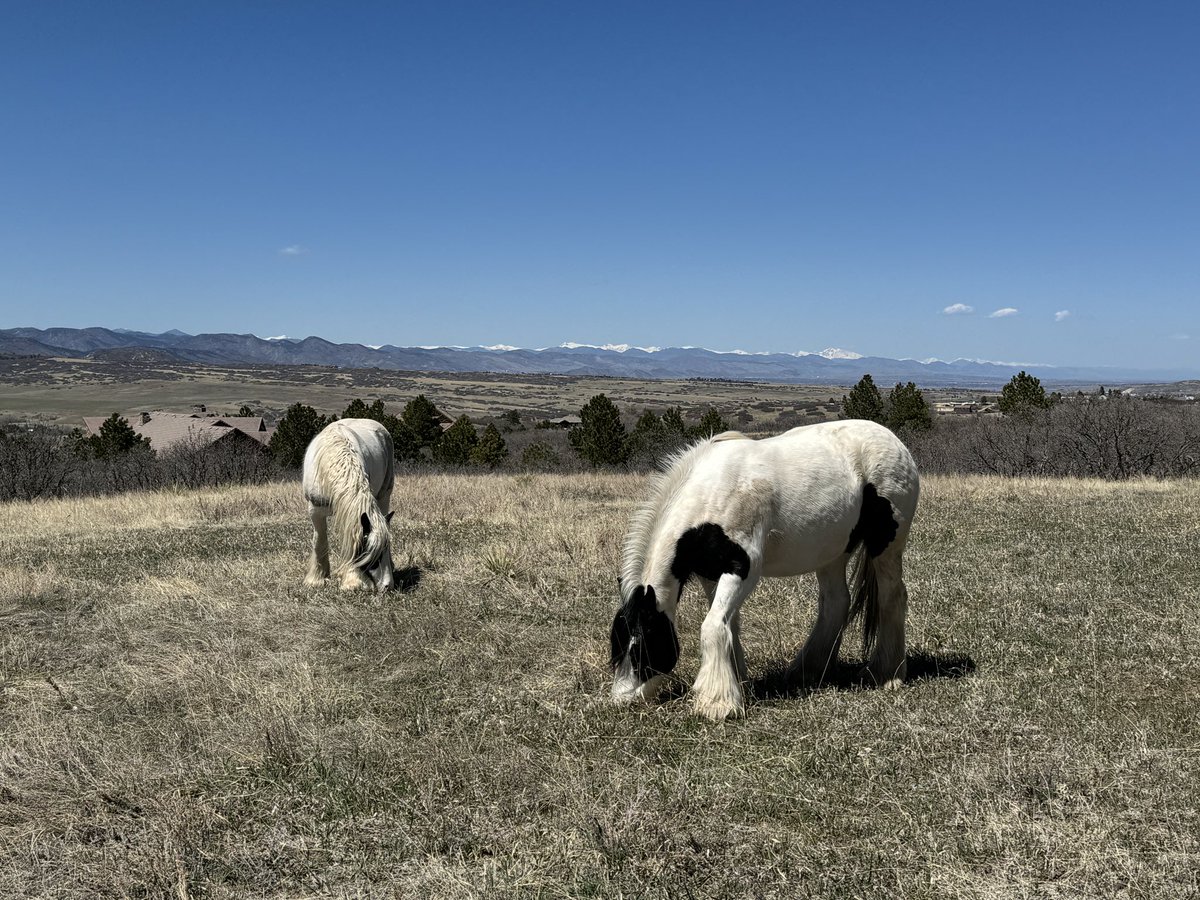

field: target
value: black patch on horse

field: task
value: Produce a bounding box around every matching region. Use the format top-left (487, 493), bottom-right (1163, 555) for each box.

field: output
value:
top-left (670, 522), bottom-right (752, 585)
top-left (610, 585), bottom-right (680, 679)
top-left (845, 482), bottom-right (898, 557)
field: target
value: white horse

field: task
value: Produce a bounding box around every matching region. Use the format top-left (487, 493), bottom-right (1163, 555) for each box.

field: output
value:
top-left (302, 418), bottom-right (397, 592)
top-left (610, 419), bottom-right (920, 720)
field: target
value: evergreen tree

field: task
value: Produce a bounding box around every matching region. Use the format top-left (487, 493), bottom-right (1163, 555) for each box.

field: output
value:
top-left (691, 407), bottom-right (731, 439)
top-left (386, 417), bottom-right (421, 463)
top-left (886, 382), bottom-right (933, 432)
top-left (402, 395), bottom-right (444, 448)
top-left (343, 398), bottom-right (371, 419)
top-left (237, 404), bottom-right (255, 417)
top-left (471, 423), bottom-right (508, 468)
top-left (998, 371), bottom-right (1052, 415)
top-left (269, 403), bottom-right (329, 468)
top-left (661, 407), bottom-right (688, 441)
top-left (569, 394), bottom-right (629, 467)
top-left (626, 409), bottom-right (667, 468)
top-left (84, 414), bottom-right (151, 459)
top-left (433, 415), bottom-right (478, 465)
top-left (842, 374), bottom-right (886, 423)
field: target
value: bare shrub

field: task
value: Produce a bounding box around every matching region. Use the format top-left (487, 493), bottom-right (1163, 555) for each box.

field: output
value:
top-left (0, 426), bottom-right (77, 501)
top-left (910, 397), bottom-right (1200, 479)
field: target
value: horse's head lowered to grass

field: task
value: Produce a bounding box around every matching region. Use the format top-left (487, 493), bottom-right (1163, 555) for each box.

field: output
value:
top-left (344, 509), bottom-right (396, 593)
top-left (610, 584), bottom-right (680, 703)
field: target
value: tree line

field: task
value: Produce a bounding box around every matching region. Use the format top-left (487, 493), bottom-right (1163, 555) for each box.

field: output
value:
top-left (268, 395), bottom-right (508, 470)
top-left (3, 371), bottom-right (1196, 503)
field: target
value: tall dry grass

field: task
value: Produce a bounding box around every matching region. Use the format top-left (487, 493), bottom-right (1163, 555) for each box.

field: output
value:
top-left (1, 472), bottom-right (1197, 898)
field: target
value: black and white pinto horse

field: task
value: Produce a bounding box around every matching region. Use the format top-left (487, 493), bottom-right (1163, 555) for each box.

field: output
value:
top-left (611, 419), bottom-right (920, 720)
top-left (302, 418), bottom-right (397, 592)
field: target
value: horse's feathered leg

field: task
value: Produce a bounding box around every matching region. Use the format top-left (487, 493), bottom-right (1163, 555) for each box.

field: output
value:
top-left (787, 556), bottom-right (852, 688)
top-left (304, 505), bottom-right (331, 588)
top-left (700, 577), bottom-right (748, 683)
top-left (692, 567), bottom-right (760, 721)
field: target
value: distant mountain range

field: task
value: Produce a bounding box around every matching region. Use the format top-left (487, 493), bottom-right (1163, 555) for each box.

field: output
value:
top-left (1, 326), bottom-right (1193, 387)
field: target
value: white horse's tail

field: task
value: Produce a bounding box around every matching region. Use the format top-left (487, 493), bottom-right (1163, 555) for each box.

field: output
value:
top-left (847, 547), bottom-right (880, 657)
top-left (315, 431), bottom-right (391, 575)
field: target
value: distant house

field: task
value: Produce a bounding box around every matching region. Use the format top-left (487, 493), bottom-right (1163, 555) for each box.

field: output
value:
top-left (81, 410), bottom-right (276, 453)
top-left (543, 415), bottom-right (582, 428)
top-left (933, 402), bottom-right (979, 416)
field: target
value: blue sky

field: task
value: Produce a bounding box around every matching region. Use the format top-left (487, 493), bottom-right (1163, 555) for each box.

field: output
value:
top-left (2, 2), bottom-right (1197, 370)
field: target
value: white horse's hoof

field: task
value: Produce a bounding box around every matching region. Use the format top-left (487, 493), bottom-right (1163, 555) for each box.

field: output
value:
top-left (691, 693), bottom-right (744, 722)
top-left (339, 572), bottom-right (371, 592)
top-left (303, 573), bottom-right (326, 588)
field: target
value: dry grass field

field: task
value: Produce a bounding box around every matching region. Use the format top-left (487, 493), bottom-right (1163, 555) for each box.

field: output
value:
top-left (2, 472), bottom-right (1198, 898)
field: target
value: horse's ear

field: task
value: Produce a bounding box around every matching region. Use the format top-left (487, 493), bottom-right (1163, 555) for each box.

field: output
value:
top-left (385, 511), bottom-right (394, 523)
top-left (360, 512), bottom-right (371, 535)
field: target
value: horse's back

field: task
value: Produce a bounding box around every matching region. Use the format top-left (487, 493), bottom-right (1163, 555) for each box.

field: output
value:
top-left (667, 421), bottom-right (917, 575)
top-left (303, 418), bottom-right (395, 503)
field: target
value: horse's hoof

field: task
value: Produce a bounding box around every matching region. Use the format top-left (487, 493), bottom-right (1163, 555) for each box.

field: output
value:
top-left (303, 574), bottom-right (326, 588)
top-left (858, 666), bottom-right (906, 690)
top-left (692, 695), bottom-right (744, 722)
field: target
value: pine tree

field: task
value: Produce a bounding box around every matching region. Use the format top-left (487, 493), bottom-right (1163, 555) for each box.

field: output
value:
top-left (385, 416), bottom-right (421, 463)
top-left (886, 382), bottom-right (933, 432)
top-left (86, 414), bottom-right (151, 459)
top-left (626, 409), bottom-right (667, 468)
top-left (691, 407), bottom-right (731, 439)
top-left (402, 395), bottom-right (445, 448)
top-left (433, 415), bottom-right (478, 465)
top-left (842, 374), bottom-right (886, 423)
top-left (661, 407), bottom-right (688, 440)
top-left (343, 398), bottom-right (370, 419)
top-left (269, 403), bottom-right (329, 468)
top-left (343, 398), bottom-right (390, 421)
top-left (998, 371), bottom-right (1052, 415)
top-left (471, 423), bottom-right (508, 468)
top-left (569, 394), bottom-right (629, 467)
top-left (237, 404), bottom-right (255, 417)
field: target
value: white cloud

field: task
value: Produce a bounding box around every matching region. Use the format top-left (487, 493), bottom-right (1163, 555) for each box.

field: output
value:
top-left (279, 245), bottom-right (307, 256)
top-left (1054, 310), bottom-right (1070, 322)
top-left (943, 303), bottom-right (974, 315)
top-left (1171, 333), bottom-right (1191, 341)
top-left (989, 307), bottom-right (1019, 318)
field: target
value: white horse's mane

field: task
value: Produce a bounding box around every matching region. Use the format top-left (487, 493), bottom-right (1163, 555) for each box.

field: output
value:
top-left (620, 431), bottom-right (749, 600)
top-left (312, 428), bottom-right (392, 574)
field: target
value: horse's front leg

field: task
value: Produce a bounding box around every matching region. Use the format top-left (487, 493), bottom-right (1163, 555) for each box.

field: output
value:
top-left (700, 577), bottom-right (748, 684)
top-left (692, 570), bottom-right (759, 721)
top-left (304, 506), bottom-right (331, 587)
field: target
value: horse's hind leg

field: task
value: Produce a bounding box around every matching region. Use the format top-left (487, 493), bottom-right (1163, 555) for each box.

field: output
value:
top-left (304, 506), bottom-right (331, 588)
top-left (787, 556), bottom-right (852, 689)
top-left (692, 569), bottom-right (760, 721)
top-left (864, 537), bottom-right (909, 689)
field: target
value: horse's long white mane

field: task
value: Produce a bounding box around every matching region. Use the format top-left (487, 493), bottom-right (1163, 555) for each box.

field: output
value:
top-left (312, 429), bottom-right (391, 574)
top-left (620, 431), bottom-right (749, 600)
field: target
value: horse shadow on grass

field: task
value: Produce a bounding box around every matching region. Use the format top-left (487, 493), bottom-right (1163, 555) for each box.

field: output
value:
top-left (392, 566), bottom-right (423, 594)
top-left (752, 648), bottom-right (978, 701)
top-left (655, 648), bottom-right (976, 705)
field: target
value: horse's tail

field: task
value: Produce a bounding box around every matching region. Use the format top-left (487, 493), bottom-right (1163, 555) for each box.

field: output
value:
top-left (316, 429), bottom-right (388, 573)
top-left (846, 546), bottom-right (880, 658)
